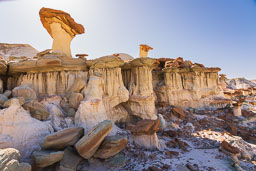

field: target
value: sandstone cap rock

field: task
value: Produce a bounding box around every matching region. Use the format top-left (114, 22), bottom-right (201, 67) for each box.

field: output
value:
top-left (39, 7), bottom-right (85, 38)
top-left (126, 119), bottom-right (160, 135)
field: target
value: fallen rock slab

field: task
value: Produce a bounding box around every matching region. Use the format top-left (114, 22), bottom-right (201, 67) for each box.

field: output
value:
top-left (69, 92), bottom-right (83, 109)
top-left (33, 150), bottom-right (64, 168)
top-left (41, 127), bottom-right (84, 150)
top-left (75, 120), bottom-right (112, 159)
top-left (59, 147), bottom-right (83, 171)
top-left (94, 135), bottom-right (128, 159)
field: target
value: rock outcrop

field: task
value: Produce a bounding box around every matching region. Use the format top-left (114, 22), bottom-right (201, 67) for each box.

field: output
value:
top-left (122, 58), bottom-right (159, 120)
top-left (154, 57), bottom-right (225, 108)
top-left (0, 102), bottom-right (53, 158)
top-left (59, 147), bottom-right (83, 171)
top-left (75, 73), bottom-right (108, 132)
top-left (0, 43), bottom-right (38, 61)
top-left (39, 7), bottom-right (85, 57)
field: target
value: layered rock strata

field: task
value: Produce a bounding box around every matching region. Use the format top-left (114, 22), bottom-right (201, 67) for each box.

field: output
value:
top-left (154, 57), bottom-right (226, 108)
top-left (7, 55), bottom-right (88, 97)
top-left (122, 58), bottom-right (159, 120)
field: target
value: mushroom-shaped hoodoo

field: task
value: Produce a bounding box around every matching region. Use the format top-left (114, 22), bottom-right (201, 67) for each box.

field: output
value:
top-left (39, 7), bottom-right (85, 57)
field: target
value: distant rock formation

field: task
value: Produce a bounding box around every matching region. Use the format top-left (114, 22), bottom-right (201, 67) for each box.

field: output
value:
top-left (226, 78), bottom-right (256, 90)
top-left (0, 43), bottom-right (38, 61)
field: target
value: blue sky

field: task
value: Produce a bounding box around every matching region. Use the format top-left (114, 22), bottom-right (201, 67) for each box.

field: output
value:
top-left (0, 0), bottom-right (255, 79)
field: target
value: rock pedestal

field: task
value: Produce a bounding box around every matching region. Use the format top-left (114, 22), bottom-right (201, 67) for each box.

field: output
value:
top-left (39, 7), bottom-right (85, 57)
top-left (126, 119), bottom-right (161, 149)
top-left (122, 58), bottom-right (159, 120)
top-left (139, 44), bottom-right (153, 58)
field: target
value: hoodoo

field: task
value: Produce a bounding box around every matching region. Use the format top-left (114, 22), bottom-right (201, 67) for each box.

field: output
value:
top-left (0, 5), bottom-right (255, 171)
top-left (39, 7), bottom-right (84, 57)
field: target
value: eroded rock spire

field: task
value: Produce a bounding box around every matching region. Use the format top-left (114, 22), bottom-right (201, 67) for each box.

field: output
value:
top-left (39, 7), bottom-right (85, 57)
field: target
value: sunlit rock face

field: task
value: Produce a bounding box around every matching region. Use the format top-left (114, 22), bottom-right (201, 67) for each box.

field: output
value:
top-left (39, 7), bottom-right (85, 57)
top-left (122, 58), bottom-right (159, 120)
top-left (88, 56), bottom-right (129, 112)
top-left (153, 57), bottom-right (225, 108)
top-left (7, 70), bottom-right (88, 97)
top-left (75, 56), bottom-right (129, 133)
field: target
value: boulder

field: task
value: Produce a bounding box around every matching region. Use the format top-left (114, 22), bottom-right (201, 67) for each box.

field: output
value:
top-left (47, 104), bottom-right (68, 131)
top-left (0, 148), bottom-right (31, 171)
top-left (0, 103), bottom-right (53, 158)
top-left (3, 90), bottom-right (12, 98)
top-left (126, 119), bottom-right (161, 149)
top-left (17, 162), bottom-right (31, 171)
top-left (94, 135), bottom-right (128, 159)
top-left (68, 108), bottom-right (76, 117)
top-left (41, 127), bottom-right (84, 150)
top-left (75, 120), bottom-right (112, 159)
top-left (59, 147), bottom-right (83, 171)
top-left (0, 94), bottom-right (8, 106)
top-left (172, 107), bottom-right (186, 120)
top-left (12, 84), bottom-right (37, 101)
top-left (0, 148), bottom-right (20, 170)
top-left (23, 100), bottom-right (50, 120)
top-left (220, 140), bottom-right (240, 154)
top-left (104, 153), bottom-right (126, 168)
top-left (3, 97), bottom-right (25, 108)
top-left (3, 160), bottom-right (31, 171)
top-left (66, 78), bottom-right (86, 99)
top-left (69, 92), bottom-right (83, 109)
top-left (126, 119), bottom-right (160, 135)
top-left (33, 150), bottom-right (64, 168)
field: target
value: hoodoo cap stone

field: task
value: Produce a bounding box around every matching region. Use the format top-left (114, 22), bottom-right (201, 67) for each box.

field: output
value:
top-left (39, 7), bottom-right (85, 38)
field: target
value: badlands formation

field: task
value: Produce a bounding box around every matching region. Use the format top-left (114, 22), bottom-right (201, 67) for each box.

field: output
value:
top-left (0, 7), bottom-right (256, 171)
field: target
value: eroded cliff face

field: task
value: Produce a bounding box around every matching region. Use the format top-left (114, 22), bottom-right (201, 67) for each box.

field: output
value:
top-left (75, 56), bottom-right (129, 133)
top-left (88, 56), bottom-right (129, 112)
top-left (122, 58), bottom-right (159, 120)
top-left (8, 71), bottom-right (88, 97)
top-left (153, 58), bottom-right (225, 108)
